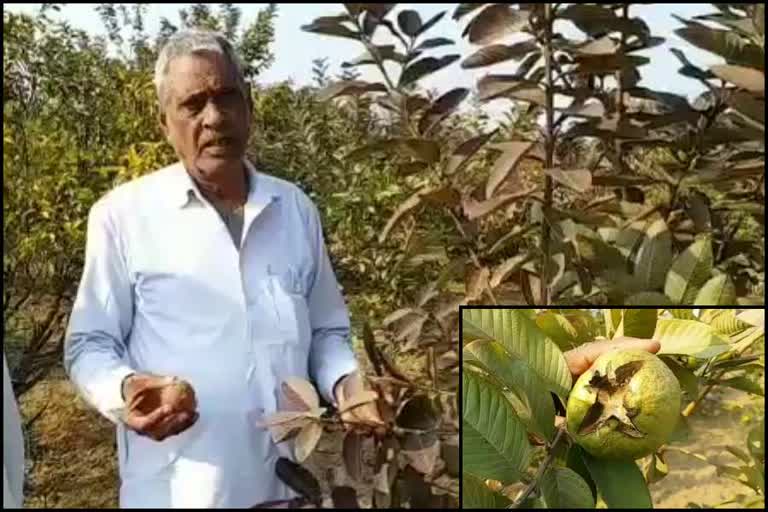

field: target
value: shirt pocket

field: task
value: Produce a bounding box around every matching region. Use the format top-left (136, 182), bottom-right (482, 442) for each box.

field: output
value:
top-left (250, 266), bottom-right (312, 416)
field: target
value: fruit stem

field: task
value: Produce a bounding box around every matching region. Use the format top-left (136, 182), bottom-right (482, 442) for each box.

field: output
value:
top-left (510, 426), bottom-right (567, 508)
top-left (682, 376), bottom-right (720, 417)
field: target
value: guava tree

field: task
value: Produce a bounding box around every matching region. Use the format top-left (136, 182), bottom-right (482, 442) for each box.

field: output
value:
top-left (302, 3), bottom-right (764, 307)
top-left (461, 307), bottom-right (765, 508)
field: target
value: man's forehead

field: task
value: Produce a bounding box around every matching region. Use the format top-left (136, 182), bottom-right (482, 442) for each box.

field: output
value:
top-left (166, 52), bottom-right (238, 95)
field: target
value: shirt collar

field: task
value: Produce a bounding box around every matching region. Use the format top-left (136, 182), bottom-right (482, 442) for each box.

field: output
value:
top-left (171, 157), bottom-right (279, 211)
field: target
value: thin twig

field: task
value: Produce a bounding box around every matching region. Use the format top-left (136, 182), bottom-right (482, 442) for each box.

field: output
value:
top-left (427, 479), bottom-right (459, 497)
top-left (367, 375), bottom-right (456, 396)
top-left (510, 427), bottom-right (568, 508)
top-left (447, 209), bottom-right (499, 305)
top-left (540, 2), bottom-right (555, 305)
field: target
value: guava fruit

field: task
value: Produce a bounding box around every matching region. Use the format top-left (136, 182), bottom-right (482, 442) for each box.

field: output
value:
top-left (129, 378), bottom-right (197, 415)
top-left (566, 349), bottom-right (681, 460)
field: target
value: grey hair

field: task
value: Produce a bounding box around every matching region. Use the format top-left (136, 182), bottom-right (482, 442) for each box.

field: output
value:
top-left (154, 29), bottom-right (248, 113)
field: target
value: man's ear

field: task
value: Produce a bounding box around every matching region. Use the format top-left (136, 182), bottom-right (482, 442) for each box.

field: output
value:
top-left (244, 81), bottom-right (254, 113)
top-left (158, 110), bottom-right (169, 140)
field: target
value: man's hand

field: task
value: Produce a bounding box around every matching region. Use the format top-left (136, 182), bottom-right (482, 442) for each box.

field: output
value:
top-left (122, 373), bottom-right (199, 442)
top-left (564, 337), bottom-right (661, 379)
top-left (334, 372), bottom-right (385, 430)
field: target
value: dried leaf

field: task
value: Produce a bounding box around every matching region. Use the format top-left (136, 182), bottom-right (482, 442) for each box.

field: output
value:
top-left (710, 64), bottom-right (765, 97)
top-left (282, 377), bottom-right (319, 412)
top-left (420, 186), bottom-right (461, 207)
top-left (463, 187), bottom-right (536, 220)
top-left (576, 35), bottom-right (619, 56)
top-left (374, 436), bottom-right (399, 494)
top-left (466, 266), bottom-right (491, 301)
top-left (486, 141), bottom-right (534, 199)
top-left (266, 414), bottom-right (313, 444)
top-left (339, 390), bottom-right (379, 414)
top-left (340, 373), bottom-right (386, 426)
top-left (506, 85), bottom-right (547, 106)
top-left (343, 431), bottom-right (364, 481)
top-left (301, 18), bottom-right (359, 40)
top-left (462, 40), bottom-right (538, 69)
top-left (444, 130), bottom-right (497, 175)
top-left (378, 188), bottom-right (425, 243)
top-left (675, 20), bottom-right (764, 70)
top-left (275, 457), bottom-right (322, 504)
top-left (317, 80), bottom-right (387, 101)
top-left (558, 4), bottom-right (619, 36)
top-left (331, 486), bottom-right (359, 509)
top-left (465, 5), bottom-right (530, 45)
top-left (477, 74), bottom-right (529, 102)
top-left (490, 254), bottom-right (529, 288)
top-left (294, 421), bottom-right (323, 463)
top-left (441, 437), bottom-right (460, 477)
top-left (258, 411), bottom-right (315, 428)
top-left (399, 55), bottom-right (460, 88)
top-left (453, 3), bottom-right (485, 20)
top-left (544, 168), bottom-right (592, 193)
top-left (419, 87), bottom-right (469, 135)
top-left (402, 431), bottom-right (440, 475)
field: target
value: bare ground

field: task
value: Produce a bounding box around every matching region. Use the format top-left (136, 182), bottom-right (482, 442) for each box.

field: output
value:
top-left (647, 386), bottom-right (764, 509)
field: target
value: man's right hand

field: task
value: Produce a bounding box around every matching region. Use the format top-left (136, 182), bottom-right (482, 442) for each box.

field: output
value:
top-left (121, 373), bottom-right (199, 442)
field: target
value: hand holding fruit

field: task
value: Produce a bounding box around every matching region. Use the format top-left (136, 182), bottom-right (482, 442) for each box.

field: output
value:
top-left (564, 337), bottom-right (661, 378)
top-left (122, 373), bottom-right (199, 441)
top-left (563, 338), bottom-right (682, 460)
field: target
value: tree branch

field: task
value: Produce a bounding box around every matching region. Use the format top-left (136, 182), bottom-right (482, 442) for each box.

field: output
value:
top-left (510, 426), bottom-right (568, 508)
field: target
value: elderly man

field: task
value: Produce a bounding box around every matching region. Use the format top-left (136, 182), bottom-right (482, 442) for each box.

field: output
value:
top-left (64, 30), bottom-right (366, 508)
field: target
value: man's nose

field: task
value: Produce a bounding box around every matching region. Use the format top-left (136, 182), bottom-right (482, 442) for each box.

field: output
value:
top-left (202, 100), bottom-right (226, 128)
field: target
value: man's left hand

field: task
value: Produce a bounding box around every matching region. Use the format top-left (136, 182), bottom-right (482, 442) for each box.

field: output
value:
top-left (334, 371), bottom-right (386, 430)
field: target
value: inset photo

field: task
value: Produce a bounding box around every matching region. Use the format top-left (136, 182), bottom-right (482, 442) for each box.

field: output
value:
top-left (461, 307), bottom-right (765, 509)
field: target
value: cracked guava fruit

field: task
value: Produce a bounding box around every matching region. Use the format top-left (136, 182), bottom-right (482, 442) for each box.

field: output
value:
top-left (566, 349), bottom-right (681, 460)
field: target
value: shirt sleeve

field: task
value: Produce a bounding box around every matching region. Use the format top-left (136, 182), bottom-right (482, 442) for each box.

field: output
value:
top-left (3, 353), bottom-right (25, 508)
top-left (63, 199), bottom-right (136, 424)
top-left (303, 199), bottom-right (358, 406)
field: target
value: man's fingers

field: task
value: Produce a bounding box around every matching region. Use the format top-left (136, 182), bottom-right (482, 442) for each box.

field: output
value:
top-left (127, 404), bottom-right (172, 433)
top-left (565, 338), bottom-right (662, 378)
top-left (612, 337), bottom-right (661, 354)
top-left (566, 350), bottom-right (596, 378)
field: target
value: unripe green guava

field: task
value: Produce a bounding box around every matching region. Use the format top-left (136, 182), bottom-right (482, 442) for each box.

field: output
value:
top-left (566, 349), bottom-right (681, 460)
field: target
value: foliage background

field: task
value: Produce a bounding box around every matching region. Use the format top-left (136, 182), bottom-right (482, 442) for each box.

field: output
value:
top-left (2, 2), bottom-right (765, 508)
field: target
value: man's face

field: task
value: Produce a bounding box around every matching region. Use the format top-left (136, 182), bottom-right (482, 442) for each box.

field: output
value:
top-left (159, 50), bottom-right (251, 179)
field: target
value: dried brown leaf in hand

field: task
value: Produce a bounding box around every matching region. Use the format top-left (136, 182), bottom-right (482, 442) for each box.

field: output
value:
top-left (264, 413), bottom-right (314, 444)
top-left (339, 390), bottom-right (379, 414)
top-left (282, 377), bottom-right (320, 412)
top-left (295, 421), bottom-right (324, 463)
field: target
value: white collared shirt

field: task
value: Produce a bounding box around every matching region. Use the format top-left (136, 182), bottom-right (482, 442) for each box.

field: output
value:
top-left (63, 159), bottom-right (358, 508)
top-left (3, 352), bottom-right (25, 509)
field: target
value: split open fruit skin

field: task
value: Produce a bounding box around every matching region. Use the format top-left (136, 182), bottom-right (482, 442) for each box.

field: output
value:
top-left (566, 349), bottom-right (682, 461)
